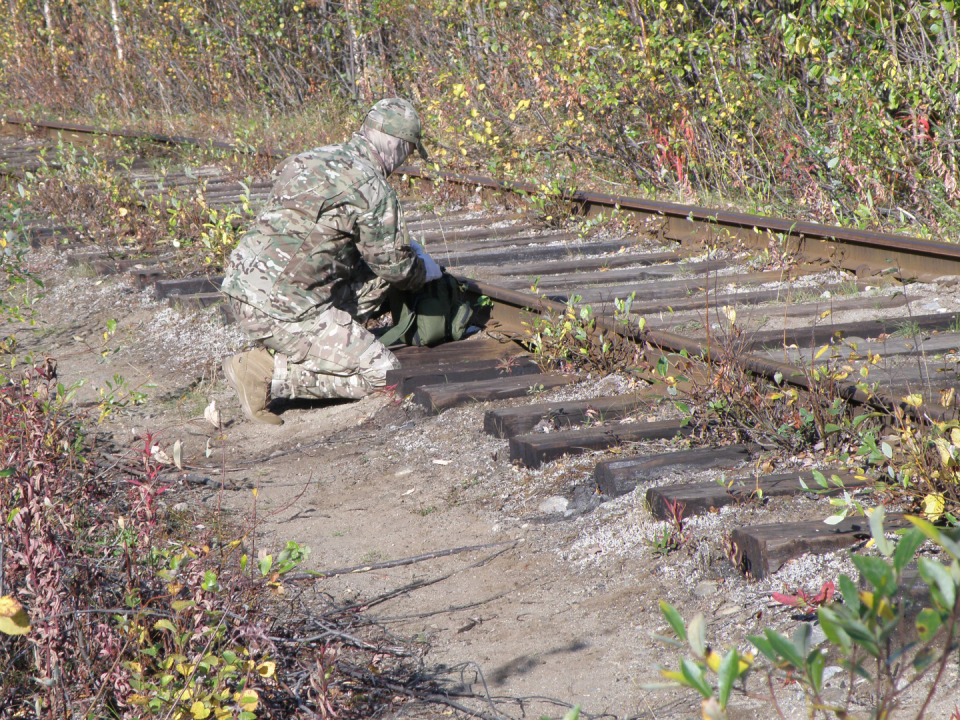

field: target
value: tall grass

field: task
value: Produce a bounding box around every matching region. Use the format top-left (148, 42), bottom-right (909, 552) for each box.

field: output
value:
top-left (1, 0), bottom-right (958, 235)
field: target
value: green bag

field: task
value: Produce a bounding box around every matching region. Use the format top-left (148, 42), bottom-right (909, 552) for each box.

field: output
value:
top-left (379, 273), bottom-right (474, 347)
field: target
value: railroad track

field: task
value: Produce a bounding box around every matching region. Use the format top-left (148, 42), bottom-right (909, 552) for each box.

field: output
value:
top-left (3, 115), bottom-right (960, 589)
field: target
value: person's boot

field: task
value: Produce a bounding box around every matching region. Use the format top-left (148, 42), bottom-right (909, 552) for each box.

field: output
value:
top-left (222, 348), bottom-right (283, 426)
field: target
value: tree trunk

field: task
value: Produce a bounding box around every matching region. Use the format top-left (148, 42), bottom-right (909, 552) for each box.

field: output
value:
top-left (109, 0), bottom-right (124, 62)
top-left (43, 0), bottom-right (58, 80)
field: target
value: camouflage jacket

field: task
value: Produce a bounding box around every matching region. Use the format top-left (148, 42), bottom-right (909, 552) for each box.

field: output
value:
top-left (220, 134), bottom-right (425, 321)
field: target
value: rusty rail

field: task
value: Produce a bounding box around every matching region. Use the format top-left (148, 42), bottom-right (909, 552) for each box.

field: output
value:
top-left (458, 276), bottom-right (938, 423)
top-left (403, 167), bottom-right (960, 281)
top-left (3, 113), bottom-right (953, 419)
top-left (4, 114), bottom-right (957, 280)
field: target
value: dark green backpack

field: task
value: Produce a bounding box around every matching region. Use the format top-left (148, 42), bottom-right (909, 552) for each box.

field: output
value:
top-left (379, 273), bottom-right (474, 347)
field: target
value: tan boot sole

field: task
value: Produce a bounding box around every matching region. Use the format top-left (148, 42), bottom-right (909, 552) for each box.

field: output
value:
top-left (223, 356), bottom-right (283, 426)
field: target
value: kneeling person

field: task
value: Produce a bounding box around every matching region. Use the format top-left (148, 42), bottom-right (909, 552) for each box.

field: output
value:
top-left (220, 98), bottom-right (439, 425)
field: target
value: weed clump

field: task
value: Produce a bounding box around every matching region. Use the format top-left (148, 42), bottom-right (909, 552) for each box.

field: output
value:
top-left (0, 364), bottom-right (434, 718)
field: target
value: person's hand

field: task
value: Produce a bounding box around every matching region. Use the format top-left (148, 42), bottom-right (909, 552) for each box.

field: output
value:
top-left (410, 239), bottom-right (443, 282)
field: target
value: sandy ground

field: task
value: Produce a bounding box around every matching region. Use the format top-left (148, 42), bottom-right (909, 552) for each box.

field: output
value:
top-left (14, 249), bottom-right (960, 720)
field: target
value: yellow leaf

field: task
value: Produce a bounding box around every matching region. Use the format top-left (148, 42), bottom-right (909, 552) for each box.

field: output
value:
top-left (819, 309), bottom-right (831, 319)
top-left (934, 438), bottom-right (954, 466)
top-left (0, 596), bottom-right (31, 636)
top-left (154, 619), bottom-right (178, 633)
top-left (190, 700), bottom-right (211, 719)
top-left (118, 207), bottom-right (129, 217)
top-left (814, 344), bottom-right (830, 360)
top-left (256, 661), bottom-right (276, 678)
top-left (129, 694), bottom-right (150, 705)
top-left (659, 669), bottom-right (687, 685)
top-left (923, 493), bottom-right (945, 522)
top-left (238, 689), bottom-right (259, 711)
top-left (903, 393), bottom-right (923, 408)
top-left (951, 428), bottom-right (960, 448)
top-left (702, 697), bottom-right (727, 720)
top-left (705, 649), bottom-right (722, 672)
top-left (859, 591), bottom-right (874, 610)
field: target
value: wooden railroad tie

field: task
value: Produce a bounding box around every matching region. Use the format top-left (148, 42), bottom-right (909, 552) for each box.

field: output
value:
top-left (483, 394), bottom-right (662, 439)
top-left (646, 470), bottom-right (867, 520)
top-left (595, 445), bottom-right (753, 498)
top-left (509, 419), bottom-right (690, 468)
top-left (731, 512), bottom-right (904, 580)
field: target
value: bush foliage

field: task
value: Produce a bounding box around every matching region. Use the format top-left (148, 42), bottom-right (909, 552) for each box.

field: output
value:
top-left (1, 0), bottom-right (958, 234)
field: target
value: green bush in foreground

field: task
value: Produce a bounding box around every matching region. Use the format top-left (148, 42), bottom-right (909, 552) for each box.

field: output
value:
top-left (650, 508), bottom-right (960, 720)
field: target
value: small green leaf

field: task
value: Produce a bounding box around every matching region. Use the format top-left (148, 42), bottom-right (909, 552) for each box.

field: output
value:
top-left (687, 613), bottom-right (707, 657)
top-left (893, 528), bottom-right (925, 575)
top-left (680, 659), bottom-right (713, 699)
top-left (918, 558), bottom-right (956, 611)
top-left (824, 510), bottom-right (848, 525)
top-left (913, 646), bottom-right (937, 672)
top-left (851, 555), bottom-right (896, 597)
top-left (716, 648), bottom-right (739, 708)
top-left (764, 629), bottom-right (805, 669)
top-left (907, 515), bottom-right (960, 559)
top-left (915, 607), bottom-right (942, 642)
top-left (838, 575), bottom-right (861, 615)
top-left (869, 506), bottom-right (894, 557)
top-left (793, 623), bottom-right (812, 659)
top-left (817, 607), bottom-right (852, 655)
top-left (808, 647), bottom-right (826, 694)
top-left (748, 634), bottom-right (777, 662)
top-left (659, 601), bottom-right (687, 642)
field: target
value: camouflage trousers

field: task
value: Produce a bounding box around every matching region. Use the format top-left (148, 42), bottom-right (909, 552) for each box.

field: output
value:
top-left (229, 296), bottom-right (400, 401)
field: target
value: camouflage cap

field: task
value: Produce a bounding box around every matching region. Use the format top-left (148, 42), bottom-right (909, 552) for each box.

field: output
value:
top-left (363, 98), bottom-right (429, 160)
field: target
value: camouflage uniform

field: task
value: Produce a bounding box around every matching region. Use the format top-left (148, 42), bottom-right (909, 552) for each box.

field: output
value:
top-left (231, 301), bottom-right (399, 400)
top-left (221, 111), bottom-right (427, 400)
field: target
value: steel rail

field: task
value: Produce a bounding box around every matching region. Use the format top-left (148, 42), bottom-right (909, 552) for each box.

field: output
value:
top-left (399, 166), bottom-right (960, 281)
top-left (4, 114), bottom-right (958, 278)
top-left (2, 114), bottom-right (952, 419)
top-left (0, 114), bottom-right (243, 152)
top-left (457, 276), bottom-right (941, 423)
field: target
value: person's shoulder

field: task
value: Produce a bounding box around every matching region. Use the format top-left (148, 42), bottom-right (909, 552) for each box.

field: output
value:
top-left (283, 143), bottom-right (350, 172)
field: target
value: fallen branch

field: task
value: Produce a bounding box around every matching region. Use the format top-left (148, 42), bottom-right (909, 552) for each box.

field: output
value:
top-left (285, 540), bottom-right (518, 581)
